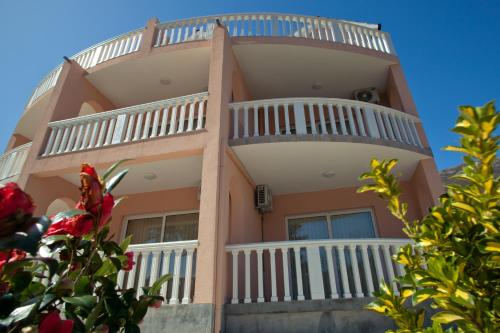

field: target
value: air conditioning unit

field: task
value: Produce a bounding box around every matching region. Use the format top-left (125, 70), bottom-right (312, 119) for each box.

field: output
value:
top-left (255, 184), bottom-right (273, 213)
top-left (353, 87), bottom-right (380, 104)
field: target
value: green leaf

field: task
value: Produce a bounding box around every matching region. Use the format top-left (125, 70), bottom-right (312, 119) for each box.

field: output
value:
top-left (412, 288), bottom-right (437, 305)
top-left (125, 323), bottom-right (141, 333)
top-left (120, 235), bottom-right (132, 252)
top-left (94, 259), bottom-right (117, 277)
top-left (6, 302), bottom-right (37, 325)
top-left (432, 311), bottom-right (464, 324)
top-left (74, 276), bottom-right (91, 296)
top-left (148, 274), bottom-right (171, 296)
top-left (131, 298), bottom-right (149, 324)
top-left (85, 299), bottom-right (103, 331)
top-left (105, 169), bottom-right (128, 194)
top-left (62, 295), bottom-right (97, 310)
top-left (102, 159), bottom-right (132, 180)
top-left (11, 271), bottom-right (32, 293)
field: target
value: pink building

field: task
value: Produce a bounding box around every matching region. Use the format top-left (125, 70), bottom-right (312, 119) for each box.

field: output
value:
top-left (1, 14), bottom-right (442, 333)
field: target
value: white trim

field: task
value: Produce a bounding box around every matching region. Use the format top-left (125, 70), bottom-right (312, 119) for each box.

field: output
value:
top-left (284, 207), bottom-right (378, 241)
top-left (121, 209), bottom-right (199, 243)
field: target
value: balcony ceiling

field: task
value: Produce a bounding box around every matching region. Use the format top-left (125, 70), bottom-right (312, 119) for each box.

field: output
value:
top-left (87, 46), bottom-right (211, 108)
top-left (233, 43), bottom-right (396, 100)
top-left (61, 155), bottom-right (202, 195)
top-left (231, 141), bottom-right (428, 195)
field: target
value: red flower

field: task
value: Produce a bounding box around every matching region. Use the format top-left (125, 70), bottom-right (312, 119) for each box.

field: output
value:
top-left (123, 252), bottom-right (135, 271)
top-left (0, 251), bottom-right (7, 271)
top-left (0, 249), bottom-right (27, 271)
top-left (79, 164), bottom-right (104, 214)
top-left (39, 312), bottom-right (73, 333)
top-left (45, 214), bottom-right (93, 237)
top-left (0, 183), bottom-right (34, 220)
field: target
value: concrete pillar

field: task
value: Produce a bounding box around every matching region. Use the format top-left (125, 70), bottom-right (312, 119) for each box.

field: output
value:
top-left (410, 158), bottom-right (444, 216)
top-left (138, 17), bottom-right (159, 56)
top-left (194, 25), bottom-right (234, 333)
top-left (17, 60), bottom-right (114, 188)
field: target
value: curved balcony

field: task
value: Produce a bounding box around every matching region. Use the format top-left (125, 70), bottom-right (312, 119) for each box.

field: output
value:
top-left (230, 98), bottom-right (423, 149)
top-left (24, 13), bottom-right (394, 111)
top-left (42, 92), bottom-right (207, 157)
top-left (0, 143), bottom-right (32, 184)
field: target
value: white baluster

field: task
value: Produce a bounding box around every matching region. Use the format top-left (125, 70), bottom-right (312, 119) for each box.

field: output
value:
top-left (196, 99), bottom-right (205, 130)
top-left (284, 104), bottom-right (291, 135)
top-left (244, 250), bottom-right (251, 303)
top-left (243, 105), bottom-right (249, 138)
top-left (187, 101), bottom-right (196, 132)
top-left (151, 110), bottom-right (160, 137)
top-left (169, 249), bottom-right (182, 304)
top-left (124, 113), bottom-right (135, 142)
top-left (253, 105), bottom-right (259, 137)
top-left (63, 127), bottom-right (76, 153)
top-left (354, 106), bottom-right (366, 136)
top-left (263, 105), bottom-right (270, 136)
top-left (307, 103), bottom-right (317, 134)
top-left (88, 121), bottom-right (99, 148)
top-left (231, 250), bottom-right (239, 304)
top-left (142, 111), bottom-right (152, 139)
top-left (137, 251), bottom-right (149, 296)
top-left (273, 104), bottom-right (280, 135)
top-left (182, 249), bottom-right (194, 304)
top-left (104, 118), bottom-right (116, 146)
top-left (325, 245), bottom-right (339, 299)
top-left (233, 107), bottom-right (239, 139)
top-left (327, 104), bottom-right (338, 135)
top-left (176, 102), bottom-right (186, 133)
top-left (58, 127), bottom-right (70, 154)
top-left (79, 123), bottom-right (92, 150)
top-left (293, 247), bottom-right (305, 300)
top-left (382, 113), bottom-right (395, 140)
top-left (269, 248), bottom-right (278, 302)
top-left (383, 245), bottom-right (398, 294)
top-left (346, 106), bottom-right (358, 135)
top-left (389, 114), bottom-right (402, 142)
top-left (133, 113), bottom-right (143, 141)
top-left (318, 104), bottom-right (327, 134)
top-left (160, 107), bottom-right (170, 136)
top-left (360, 245), bottom-right (375, 295)
top-left (169, 106), bottom-right (178, 134)
top-left (397, 117), bottom-right (410, 144)
top-left (337, 245), bottom-right (352, 298)
top-left (72, 124), bottom-right (85, 151)
top-left (402, 118), bottom-right (416, 146)
top-left (349, 245), bottom-right (363, 297)
top-left (95, 120), bottom-right (108, 147)
top-left (372, 245), bottom-right (385, 289)
top-left (126, 252), bottom-right (139, 289)
top-left (43, 128), bottom-right (56, 156)
top-left (409, 121), bottom-right (423, 147)
top-left (117, 270), bottom-right (125, 288)
top-left (149, 250), bottom-right (161, 287)
top-left (256, 249), bottom-right (264, 302)
top-left (374, 111), bottom-right (387, 139)
top-left (281, 247), bottom-right (291, 301)
top-left (337, 105), bottom-right (348, 135)
top-left (160, 250), bottom-right (172, 299)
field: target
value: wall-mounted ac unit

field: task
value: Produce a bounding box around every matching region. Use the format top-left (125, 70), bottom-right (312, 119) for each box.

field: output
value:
top-left (255, 184), bottom-right (273, 213)
top-left (353, 87), bottom-right (380, 104)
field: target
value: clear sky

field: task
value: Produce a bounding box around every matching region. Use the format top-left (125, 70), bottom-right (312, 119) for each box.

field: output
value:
top-left (0, 0), bottom-right (498, 170)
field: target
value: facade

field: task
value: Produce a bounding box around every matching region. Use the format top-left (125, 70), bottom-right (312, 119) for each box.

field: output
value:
top-left (1, 14), bottom-right (442, 333)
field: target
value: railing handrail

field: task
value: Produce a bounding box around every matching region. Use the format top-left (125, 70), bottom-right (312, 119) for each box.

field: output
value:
top-left (69, 27), bottom-right (145, 60)
top-left (226, 238), bottom-right (410, 251)
top-left (128, 239), bottom-right (198, 252)
top-left (157, 12), bottom-right (380, 30)
top-left (48, 92), bottom-right (208, 128)
top-left (1, 142), bottom-right (32, 157)
top-left (229, 97), bottom-right (419, 122)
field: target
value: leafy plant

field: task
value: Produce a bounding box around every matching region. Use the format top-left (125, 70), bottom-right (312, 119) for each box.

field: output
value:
top-left (358, 101), bottom-right (499, 333)
top-left (0, 161), bottom-right (170, 332)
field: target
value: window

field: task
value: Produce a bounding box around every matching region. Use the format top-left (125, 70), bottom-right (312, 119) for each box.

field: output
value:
top-left (287, 210), bottom-right (376, 240)
top-left (125, 212), bottom-right (199, 244)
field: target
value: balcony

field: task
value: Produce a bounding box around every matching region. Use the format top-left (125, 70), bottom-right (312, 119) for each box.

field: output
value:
top-left (24, 13), bottom-right (394, 112)
top-left (42, 92), bottom-right (208, 157)
top-left (226, 238), bottom-right (408, 303)
top-left (0, 143), bottom-right (32, 184)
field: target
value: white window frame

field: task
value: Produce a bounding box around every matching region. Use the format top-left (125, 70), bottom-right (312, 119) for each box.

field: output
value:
top-left (120, 209), bottom-right (199, 243)
top-left (284, 207), bottom-right (379, 240)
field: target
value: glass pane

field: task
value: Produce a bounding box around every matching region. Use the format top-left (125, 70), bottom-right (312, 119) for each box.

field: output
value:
top-left (126, 217), bottom-right (163, 244)
top-left (331, 211), bottom-right (375, 239)
top-left (288, 216), bottom-right (329, 240)
top-left (163, 213), bottom-right (199, 242)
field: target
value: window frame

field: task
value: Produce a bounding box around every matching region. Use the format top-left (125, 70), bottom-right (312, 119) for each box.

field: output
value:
top-left (120, 209), bottom-right (199, 244)
top-left (284, 207), bottom-right (379, 241)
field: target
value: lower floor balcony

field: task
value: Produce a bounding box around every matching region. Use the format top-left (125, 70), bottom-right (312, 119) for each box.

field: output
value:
top-left (0, 142), bottom-right (31, 185)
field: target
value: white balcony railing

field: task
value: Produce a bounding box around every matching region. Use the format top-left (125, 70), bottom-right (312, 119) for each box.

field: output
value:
top-left (155, 13), bottom-right (394, 56)
top-left (226, 238), bottom-right (409, 304)
top-left (119, 240), bottom-right (198, 305)
top-left (25, 29), bottom-right (144, 109)
top-left (42, 92), bottom-right (208, 157)
top-left (0, 143), bottom-right (32, 184)
top-left (230, 98), bottom-right (423, 148)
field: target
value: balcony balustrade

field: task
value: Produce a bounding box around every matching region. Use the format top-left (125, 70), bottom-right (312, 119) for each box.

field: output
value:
top-left (226, 238), bottom-right (408, 304)
top-left (119, 240), bottom-right (198, 305)
top-left (26, 29), bottom-right (144, 109)
top-left (0, 143), bottom-right (32, 184)
top-left (154, 13), bottom-right (394, 56)
top-left (25, 13), bottom-right (394, 110)
top-left (230, 98), bottom-right (423, 149)
top-left (42, 92), bottom-right (208, 157)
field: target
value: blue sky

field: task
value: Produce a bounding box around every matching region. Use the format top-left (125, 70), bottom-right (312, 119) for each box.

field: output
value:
top-left (0, 0), bottom-right (498, 170)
